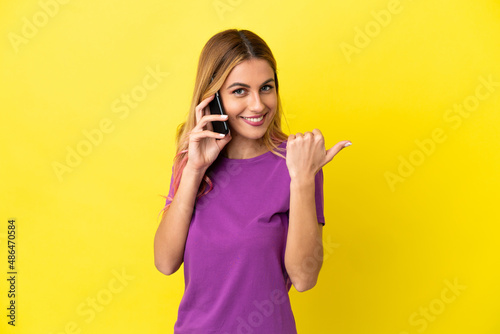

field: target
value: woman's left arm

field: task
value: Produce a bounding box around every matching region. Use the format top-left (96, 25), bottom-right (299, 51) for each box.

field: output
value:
top-left (284, 129), bottom-right (351, 292)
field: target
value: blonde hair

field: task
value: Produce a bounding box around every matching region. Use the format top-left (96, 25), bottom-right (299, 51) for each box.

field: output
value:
top-left (160, 29), bottom-right (289, 218)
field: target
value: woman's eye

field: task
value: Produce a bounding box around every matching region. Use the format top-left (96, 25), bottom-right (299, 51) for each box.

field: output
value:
top-left (232, 85), bottom-right (273, 95)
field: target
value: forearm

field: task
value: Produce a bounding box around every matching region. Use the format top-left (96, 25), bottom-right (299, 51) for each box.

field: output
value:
top-left (154, 164), bottom-right (206, 275)
top-left (284, 175), bottom-right (323, 292)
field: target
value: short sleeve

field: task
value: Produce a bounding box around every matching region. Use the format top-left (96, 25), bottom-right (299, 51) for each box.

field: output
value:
top-left (315, 168), bottom-right (325, 225)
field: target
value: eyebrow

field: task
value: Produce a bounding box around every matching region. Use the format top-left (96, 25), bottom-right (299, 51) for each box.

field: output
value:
top-left (226, 78), bottom-right (275, 90)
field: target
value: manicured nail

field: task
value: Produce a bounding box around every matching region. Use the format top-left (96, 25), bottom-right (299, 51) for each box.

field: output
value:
top-left (344, 142), bottom-right (352, 147)
top-left (221, 115), bottom-right (228, 118)
top-left (219, 133), bottom-right (225, 137)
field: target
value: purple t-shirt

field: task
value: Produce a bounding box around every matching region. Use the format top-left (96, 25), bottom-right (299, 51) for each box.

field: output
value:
top-left (164, 140), bottom-right (325, 333)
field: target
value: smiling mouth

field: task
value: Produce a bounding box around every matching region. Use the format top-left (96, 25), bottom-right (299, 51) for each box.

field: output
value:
top-left (240, 114), bottom-right (265, 123)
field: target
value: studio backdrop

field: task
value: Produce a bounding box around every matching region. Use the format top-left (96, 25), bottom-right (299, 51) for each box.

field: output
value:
top-left (1, 0), bottom-right (499, 333)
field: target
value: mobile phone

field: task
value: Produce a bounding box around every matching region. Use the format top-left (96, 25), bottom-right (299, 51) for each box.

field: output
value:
top-left (208, 91), bottom-right (229, 135)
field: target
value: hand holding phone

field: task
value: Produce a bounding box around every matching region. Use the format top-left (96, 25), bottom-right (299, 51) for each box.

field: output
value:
top-left (208, 91), bottom-right (229, 135)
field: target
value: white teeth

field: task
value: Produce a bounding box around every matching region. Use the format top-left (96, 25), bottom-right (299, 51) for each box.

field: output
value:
top-left (242, 116), bottom-right (263, 122)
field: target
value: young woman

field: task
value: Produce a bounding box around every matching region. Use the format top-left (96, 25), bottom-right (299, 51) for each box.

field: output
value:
top-left (154, 28), bottom-right (351, 333)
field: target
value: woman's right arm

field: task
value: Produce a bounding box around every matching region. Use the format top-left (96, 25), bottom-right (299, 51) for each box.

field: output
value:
top-left (154, 94), bottom-right (232, 275)
top-left (153, 163), bottom-right (207, 275)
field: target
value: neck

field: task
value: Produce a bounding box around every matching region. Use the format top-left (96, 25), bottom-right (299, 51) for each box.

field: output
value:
top-left (222, 137), bottom-right (267, 159)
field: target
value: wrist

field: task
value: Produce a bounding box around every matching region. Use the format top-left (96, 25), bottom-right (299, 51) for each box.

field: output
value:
top-left (290, 174), bottom-right (315, 188)
top-left (183, 163), bottom-right (207, 179)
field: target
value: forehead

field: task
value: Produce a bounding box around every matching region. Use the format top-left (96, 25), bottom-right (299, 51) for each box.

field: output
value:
top-left (224, 59), bottom-right (274, 83)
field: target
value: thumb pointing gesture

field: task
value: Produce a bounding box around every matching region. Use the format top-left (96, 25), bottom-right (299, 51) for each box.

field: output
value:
top-left (323, 140), bottom-right (352, 167)
top-left (286, 128), bottom-right (351, 179)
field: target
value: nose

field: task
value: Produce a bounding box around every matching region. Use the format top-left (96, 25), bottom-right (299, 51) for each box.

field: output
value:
top-left (248, 92), bottom-right (265, 113)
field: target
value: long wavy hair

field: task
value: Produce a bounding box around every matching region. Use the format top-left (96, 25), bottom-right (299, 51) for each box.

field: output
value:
top-left (159, 29), bottom-right (289, 219)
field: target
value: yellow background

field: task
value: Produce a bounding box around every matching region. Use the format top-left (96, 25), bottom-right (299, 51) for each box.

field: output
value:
top-left (1, 0), bottom-right (499, 333)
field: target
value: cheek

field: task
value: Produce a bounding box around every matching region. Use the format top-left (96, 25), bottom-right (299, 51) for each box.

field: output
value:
top-left (266, 98), bottom-right (278, 117)
top-left (265, 93), bottom-right (278, 109)
top-left (223, 100), bottom-right (244, 117)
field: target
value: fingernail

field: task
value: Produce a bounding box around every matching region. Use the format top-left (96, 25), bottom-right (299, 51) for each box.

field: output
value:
top-left (219, 133), bottom-right (225, 137)
top-left (221, 115), bottom-right (228, 118)
top-left (344, 142), bottom-right (352, 147)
